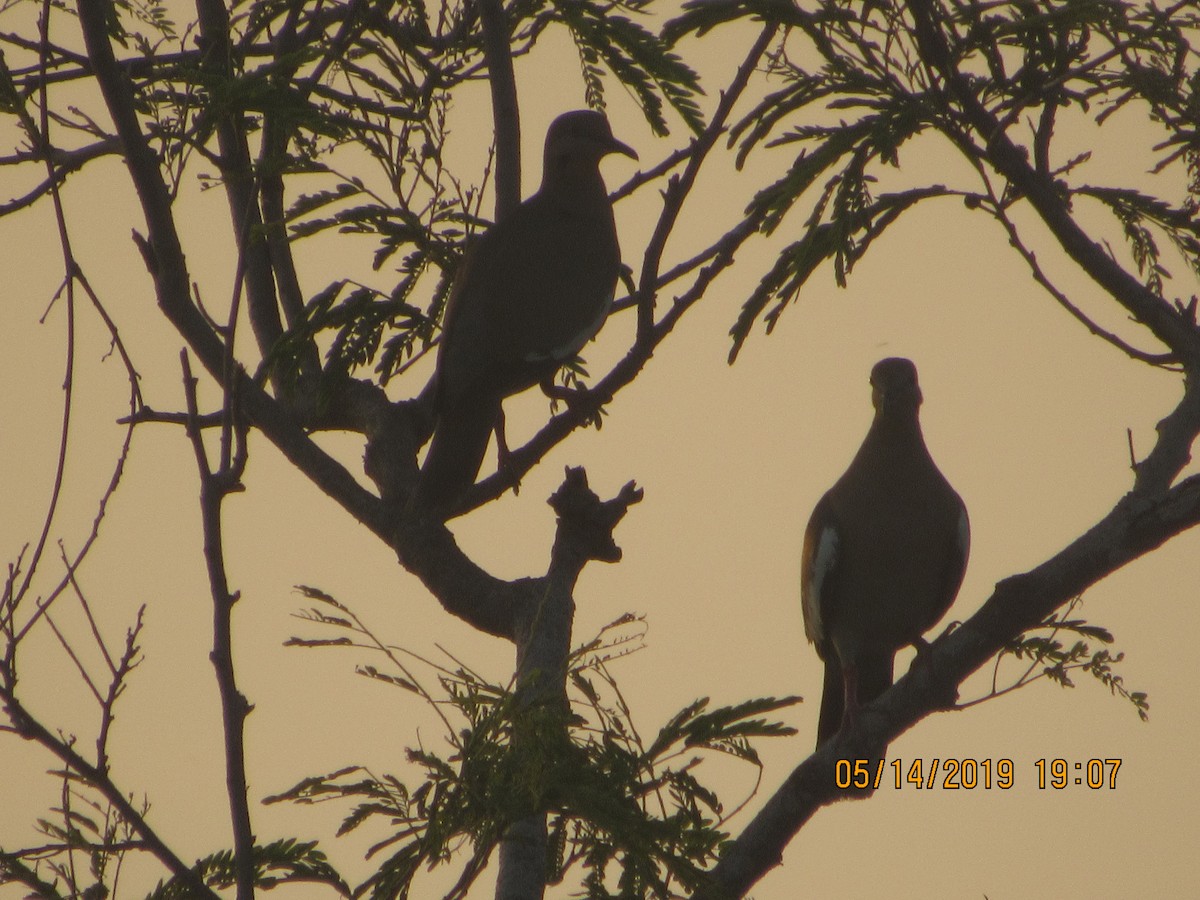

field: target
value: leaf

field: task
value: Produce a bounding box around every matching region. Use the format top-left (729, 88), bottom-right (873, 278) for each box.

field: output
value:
top-left (274, 606), bottom-right (798, 898)
top-left (553, 0), bottom-right (706, 135)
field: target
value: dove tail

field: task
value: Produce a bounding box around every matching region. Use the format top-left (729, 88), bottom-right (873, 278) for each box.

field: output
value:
top-left (411, 391), bottom-right (501, 517)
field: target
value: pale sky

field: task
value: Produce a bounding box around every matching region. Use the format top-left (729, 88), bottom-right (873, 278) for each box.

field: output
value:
top-left (2, 9), bottom-right (1198, 900)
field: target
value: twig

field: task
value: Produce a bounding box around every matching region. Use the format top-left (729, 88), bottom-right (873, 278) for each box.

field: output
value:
top-left (635, 24), bottom-right (779, 344)
top-left (0, 683), bottom-right (221, 900)
top-left (9, 0), bottom-right (79, 622)
top-left (906, 0), bottom-right (1200, 365)
top-left (989, 195), bottom-right (1175, 366)
top-left (180, 350), bottom-right (256, 900)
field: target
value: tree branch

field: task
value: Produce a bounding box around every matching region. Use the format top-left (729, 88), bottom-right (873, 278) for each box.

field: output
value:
top-left (495, 469), bottom-right (641, 900)
top-left (906, 0), bottom-right (1200, 366)
top-left (76, 1), bottom-right (226, 369)
top-left (480, 0), bottom-right (521, 218)
top-left (194, 0), bottom-right (287, 371)
top-left (75, 0), bottom-right (398, 525)
top-left (635, 23), bottom-right (778, 344)
top-left (0, 685), bottom-right (222, 900)
top-left (988, 198), bottom-right (1176, 366)
top-left (694, 473), bottom-right (1200, 899)
top-left (180, 352), bottom-right (256, 900)
top-left (1133, 373), bottom-right (1200, 495)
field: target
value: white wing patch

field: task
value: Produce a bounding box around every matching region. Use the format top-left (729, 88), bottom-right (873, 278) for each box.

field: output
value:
top-left (803, 523), bottom-right (838, 643)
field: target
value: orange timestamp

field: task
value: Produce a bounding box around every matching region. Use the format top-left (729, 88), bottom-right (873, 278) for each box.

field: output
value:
top-left (834, 757), bottom-right (1123, 790)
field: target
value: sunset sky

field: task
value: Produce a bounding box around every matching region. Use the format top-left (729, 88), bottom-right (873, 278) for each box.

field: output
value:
top-left (2, 7), bottom-right (1198, 898)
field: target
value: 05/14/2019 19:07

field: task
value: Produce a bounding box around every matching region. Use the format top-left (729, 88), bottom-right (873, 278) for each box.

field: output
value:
top-left (834, 757), bottom-right (1123, 791)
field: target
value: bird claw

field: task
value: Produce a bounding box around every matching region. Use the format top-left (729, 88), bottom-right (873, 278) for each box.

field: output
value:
top-left (540, 376), bottom-right (589, 410)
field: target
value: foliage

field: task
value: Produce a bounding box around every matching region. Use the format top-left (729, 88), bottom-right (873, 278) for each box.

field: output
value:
top-left (548, 0), bottom-right (706, 136)
top-left (3, 786), bottom-right (346, 899)
top-left (0, 773), bottom-right (142, 900)
top-left (664, 0), bottom-right (1200, 361)
top-left (145, 841), bottom-right (349, 900)
top-left (974, 596), bottom-right (1150, 721)
top-left (0, 758), bottom-right (345, 899)
top-left (272, 591), bottom-right (799, 900)
top-left (0, 0), bottom-right (702, 387)
top-left (2, 1), bottom-right (1195, 898)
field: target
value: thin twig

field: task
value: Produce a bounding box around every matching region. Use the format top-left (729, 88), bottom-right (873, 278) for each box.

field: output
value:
top-left (635, 24), bottom-right (779, 344)
top-left (0, 682), bottom-right (221, 899)
top-left (990, 197), bottom-right (1175, 366)
top-left (181, 350), bottom-right (256, 900)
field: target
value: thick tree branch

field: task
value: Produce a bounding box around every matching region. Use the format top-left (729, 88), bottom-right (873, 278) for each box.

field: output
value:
top-left (76, 1), bottom-right (225, 369)
top-left (1133, 372), bottom-right (1200, 495)
top-left (392, 522), bottom-right (526, 640)
top-left (495, 469), bottom-right (641, 900)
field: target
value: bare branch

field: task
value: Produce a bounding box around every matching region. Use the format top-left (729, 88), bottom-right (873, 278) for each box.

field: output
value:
top-left (0, 685), bottom-right (222, 900)
top-left (480, 0), bottom-right (521, 218)
top-left (991, 200), bottom-right (1176, 366)
top-left (635, 24), bottom-right (778, 344)
top-left (179, 350), bottom-right (256, 900)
